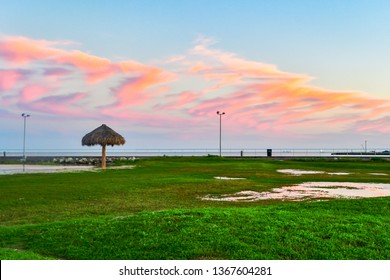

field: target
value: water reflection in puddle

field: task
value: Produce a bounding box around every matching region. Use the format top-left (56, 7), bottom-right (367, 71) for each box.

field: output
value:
top-left (0, 164), bottom-right (95, 175)
top-left (277, 169), bottom-right (351, 176)
top-left (214, 176), bottom-right (245, 180)
top-left (202, 182), bottom-right (390, 202)
top-left (0, 164), bottom-right (135, 175)
top-left (277, 169), bottom-right (325, 175)
top-left (369, 173), bottom-right (388, 176)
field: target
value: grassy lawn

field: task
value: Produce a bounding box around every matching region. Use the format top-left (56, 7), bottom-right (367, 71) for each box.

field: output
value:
top-left (0, 156), bottom-right (389, 259)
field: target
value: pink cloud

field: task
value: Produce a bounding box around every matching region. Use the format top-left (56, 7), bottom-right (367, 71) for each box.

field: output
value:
top-left (107, 66), bottom-right (175, 109)
top-left (353, 117), bottom-right (390, 133)
top-left (101, 107), bottom-right (187, 129)
top-left (0, 36), bottom-right (112, 84)
top-left (58, 50), bottom-right (117, 84)
top-left (0, 35), bottom-right (175, 119)
top-left (0, 36), bottom-right (65, 64)
top-left (20, 84), bottom-right (51, 102)
top-left (62, 50), bottom-right (111, 70)
top-left (24, 92), bottom-right (90, 118)
top-left (187, 74), bottom-right (390, 134)
top-left (190, 41), bottom-right (304, 84)
top-left (1, 35), bottom-right (390, 139)
top-left (112, 77), bottom-right (152, 107)
top-left (157, 91), bottom-right (198, 110)
top-left (0, 69), bottom-right (23, 90)
top-left (0, 36), bottom-right (174, 85)
top-left (178, 41), bottom-right (390, 135)
top-left (188, 61), bottom-right (212, 73)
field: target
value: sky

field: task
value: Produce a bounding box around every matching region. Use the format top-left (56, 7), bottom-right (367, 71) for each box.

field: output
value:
top-left (1, 0), bottom-right (390, 151)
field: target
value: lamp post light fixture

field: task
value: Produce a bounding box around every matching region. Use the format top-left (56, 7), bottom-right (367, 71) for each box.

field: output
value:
top-left (21, 113), bottom-right (30, 162)
top-left (216, 111), bottom-right (225, 157)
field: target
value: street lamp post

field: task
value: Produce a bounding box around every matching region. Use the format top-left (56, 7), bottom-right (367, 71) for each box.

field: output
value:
top-left (216, 111), bottom-right (225, 157)
top-left (21, 113), bottom-right (30, 162)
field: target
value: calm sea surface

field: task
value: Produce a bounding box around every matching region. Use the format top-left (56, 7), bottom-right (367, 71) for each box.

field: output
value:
top-left (2, 148), bottom-right (389, 158)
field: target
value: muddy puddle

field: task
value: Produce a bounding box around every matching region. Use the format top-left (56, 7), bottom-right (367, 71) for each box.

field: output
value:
top-left (202, 181), bottom-right (390, 202)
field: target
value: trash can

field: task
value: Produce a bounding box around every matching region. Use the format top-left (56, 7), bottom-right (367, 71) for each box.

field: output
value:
top-left (267, 149), bottom-right (272, 157)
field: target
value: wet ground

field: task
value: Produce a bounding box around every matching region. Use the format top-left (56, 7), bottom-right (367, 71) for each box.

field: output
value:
top-left (203, 169), bottom-right (390, 201)
top-left (277, 169), bottom-right (352, 176)
top-left (214, 176), bottom-right (246, 180)
top-left (0, 164), bottom-right (136, 175)
top-left (0, 164), bottom-right (96, 175)
top-left (3, 165), bottom-right (389, 201)
top-left (203, 181), bottom-right (390, 202)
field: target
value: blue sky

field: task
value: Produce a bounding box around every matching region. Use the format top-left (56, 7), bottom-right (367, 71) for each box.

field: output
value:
top-left (1, 0), bottom-right (389, 151)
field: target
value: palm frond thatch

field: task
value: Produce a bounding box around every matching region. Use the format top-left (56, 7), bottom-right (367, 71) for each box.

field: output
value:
top-left (82, 124), bottom-right (125, 147)
top-left (81, 124), bottom-right (126, 169)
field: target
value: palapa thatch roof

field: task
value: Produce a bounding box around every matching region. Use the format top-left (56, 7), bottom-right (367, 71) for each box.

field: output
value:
top-left (82, 124), bottom-right (126, 147)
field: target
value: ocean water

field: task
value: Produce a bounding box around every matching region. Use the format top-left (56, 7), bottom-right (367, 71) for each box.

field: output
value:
top-left (1, 148), bottom-right (390, 158)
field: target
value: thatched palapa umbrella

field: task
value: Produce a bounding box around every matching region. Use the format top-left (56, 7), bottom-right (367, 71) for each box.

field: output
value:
top-left (82, 124), bottom-right (126, 169)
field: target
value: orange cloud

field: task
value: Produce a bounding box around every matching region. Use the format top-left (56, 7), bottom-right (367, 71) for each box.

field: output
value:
top-left (0, 36), bottom-right (174, 85)
top-left (181, 41), bottom-right (390, 135)
top-left (108, 67), bottom-right (175, 110)
top-left (188, 61), bottom-right (212, 73)
top-left (58, 50), bottom-right (117, 84)
top-left (1, 35), bottom-right (390, 140)
top-left (0, 36), bottom-right (113, 84)
top-left (0, 36), bottom-right (175, 119)
top-left (0, 36), bottom-right (61, 64)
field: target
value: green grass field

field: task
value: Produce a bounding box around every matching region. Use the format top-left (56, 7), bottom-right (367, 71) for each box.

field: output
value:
top-left (0, 156), bottom-right (389, 260)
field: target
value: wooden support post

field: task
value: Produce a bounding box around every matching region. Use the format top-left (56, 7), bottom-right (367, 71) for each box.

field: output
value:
top-left (102, 144), bottom-right (106, 169)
